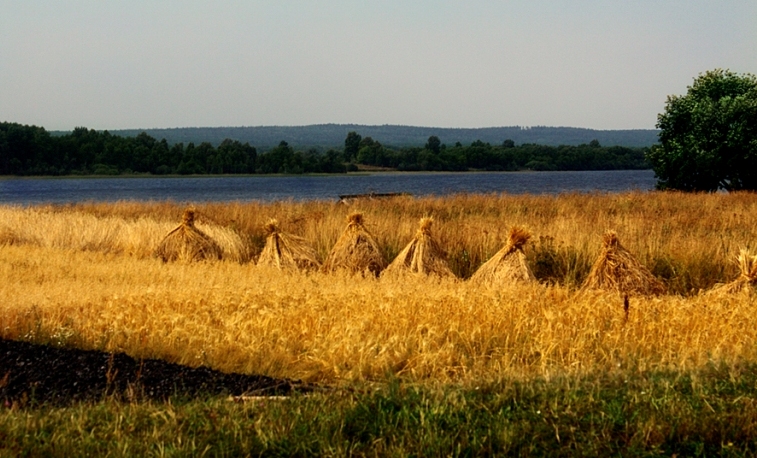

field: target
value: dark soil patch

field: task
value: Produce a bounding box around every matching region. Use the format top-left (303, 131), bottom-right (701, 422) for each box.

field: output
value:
top-left (0, 338), bottom-right (310, 406)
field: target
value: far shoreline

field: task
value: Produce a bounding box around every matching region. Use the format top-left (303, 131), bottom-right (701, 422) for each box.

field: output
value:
top-left (0, 168), bottom-right (654, 181)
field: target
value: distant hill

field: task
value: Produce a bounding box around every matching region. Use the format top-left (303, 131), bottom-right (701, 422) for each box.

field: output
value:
top-left (95, 125), bottom-right (659, 149)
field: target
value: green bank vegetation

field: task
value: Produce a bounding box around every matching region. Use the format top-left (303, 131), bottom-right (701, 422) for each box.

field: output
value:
top-left (0, 122), bottom-right (648, 176)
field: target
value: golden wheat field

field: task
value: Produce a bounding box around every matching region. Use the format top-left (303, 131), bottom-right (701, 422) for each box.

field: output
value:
top-left (1, 192), bottom-right (756, 385)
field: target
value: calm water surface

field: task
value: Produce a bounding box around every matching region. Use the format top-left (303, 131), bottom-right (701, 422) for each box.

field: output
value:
top-left (0, 170), bottom-right (656, 205)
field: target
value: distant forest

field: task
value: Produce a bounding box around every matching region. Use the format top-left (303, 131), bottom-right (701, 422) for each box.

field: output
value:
top-left (2, 122), bottom-right (651, 176)
top-left (99, 124), bottom-right (659, 149)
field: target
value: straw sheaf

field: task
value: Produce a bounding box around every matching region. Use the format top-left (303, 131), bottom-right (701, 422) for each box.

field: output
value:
top-left (710, 249), bottom-right (757, 294)
top-left (383, 217), bottom-right (455, 278)
top-left (153, 209), bottom-right (223, 263)
top-left (322, 212), bottom-right (387, 276)
top-left (582, 231), bottom-right (666, 296)
top-left (257, 219), bottom-right (321, 270)
top-left (347, 212), bottom-right (364, 226)
top-left (470, 226), bottom-right (536, 284)
top-left (182, 209), bottom-right (195, 226)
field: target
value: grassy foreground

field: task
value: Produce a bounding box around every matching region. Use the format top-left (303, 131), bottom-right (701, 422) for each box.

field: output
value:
top-left (3, 368), bottom-right (757, 456)
top-left (2, 192), bottom-right (757, 454)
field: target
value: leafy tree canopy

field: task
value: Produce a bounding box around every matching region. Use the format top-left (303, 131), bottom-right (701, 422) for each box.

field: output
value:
top-left (344, 131), bottom-right (361, 161)
top-left (425, 135), bottom-right (441, 154)
top-left (646, 69), bottom-right (757, 191)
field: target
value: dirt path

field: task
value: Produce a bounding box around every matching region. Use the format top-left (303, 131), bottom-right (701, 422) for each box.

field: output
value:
top-left (0, 338), bottom-right (308, 406)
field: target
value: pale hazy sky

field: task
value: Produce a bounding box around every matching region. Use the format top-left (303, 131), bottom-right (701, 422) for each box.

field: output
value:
top-left (1, 1), bottom-right (755, 131)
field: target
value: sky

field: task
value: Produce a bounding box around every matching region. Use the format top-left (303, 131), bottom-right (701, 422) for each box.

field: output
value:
top-left (1, 1), bottom-right (755, 131)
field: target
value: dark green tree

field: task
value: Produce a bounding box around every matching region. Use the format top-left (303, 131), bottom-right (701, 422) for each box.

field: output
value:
top-left (425, 135), bottom-right (441, 154)
top-left (177, 143), bottom-right (204, 174)
top-left (216, 139), bottom-right (256, 174)
top-left (257, 141), bottom-right (299, 174)
top-left (356, 137), bottom-right (386, 166)
top-left (344, 131), bottom-right (362, 162)
top-left (320, 149), bottom-right (346, 173)
top-left (646, 69), bottom-right (757, 191)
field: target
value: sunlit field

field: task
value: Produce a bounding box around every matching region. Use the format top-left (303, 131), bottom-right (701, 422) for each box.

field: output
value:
top-left (2, 192), bottom-right (756, 385)
top-left (4, 192), bottom-right (757, 454)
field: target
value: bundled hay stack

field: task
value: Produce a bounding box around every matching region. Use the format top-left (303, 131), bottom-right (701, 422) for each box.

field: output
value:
top-left (154, 209), bottom-right (223, 262)
top-left (257, 219), bottom-right (321, 270)
top-left (322, 212), bottom-right (387, 276)
top-left (383, 217), bottom-right (454, 278)
top-left (582, 231), bottom-right (665, 296)
top-left (471, 226), bottom-right (535, 284)
top-left (712, 249), bottom-right (757, 293)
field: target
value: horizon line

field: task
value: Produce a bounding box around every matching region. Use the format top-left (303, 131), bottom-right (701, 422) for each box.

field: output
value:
top-left (45, 123), bottom-right (660, 133)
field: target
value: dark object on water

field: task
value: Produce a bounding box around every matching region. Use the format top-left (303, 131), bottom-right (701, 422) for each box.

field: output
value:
top-left (338, 192), bottom-right (410, 204)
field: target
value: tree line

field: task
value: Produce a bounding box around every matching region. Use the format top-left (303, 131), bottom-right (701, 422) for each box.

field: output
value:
top-left (0, 124), bottom-right (344, 175)
top-left (343, 132), bottom-right (648, 172)
top-left (0, 122), bottom-right (650, 176)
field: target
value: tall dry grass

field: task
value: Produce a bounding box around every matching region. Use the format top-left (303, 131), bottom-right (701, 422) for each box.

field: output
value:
top-left (0, 205), bottom-right (250, 262)
top-left (9, 191), bottom-right (757, 290)
top-left (1, 243), bottom-right (755, 385)
top-left (1, 192), bottom-right (757, 384)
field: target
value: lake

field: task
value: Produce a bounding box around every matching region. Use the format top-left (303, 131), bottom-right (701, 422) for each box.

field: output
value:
top-left (0, 170), bottom-right (657, 205)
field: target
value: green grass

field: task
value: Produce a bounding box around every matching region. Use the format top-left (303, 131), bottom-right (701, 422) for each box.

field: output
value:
top-left (3, 364), bottom-right (757, 456)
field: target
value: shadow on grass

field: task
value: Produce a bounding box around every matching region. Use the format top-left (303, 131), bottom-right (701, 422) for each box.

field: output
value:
top-left (0, 338), bottom-right (311, 406)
